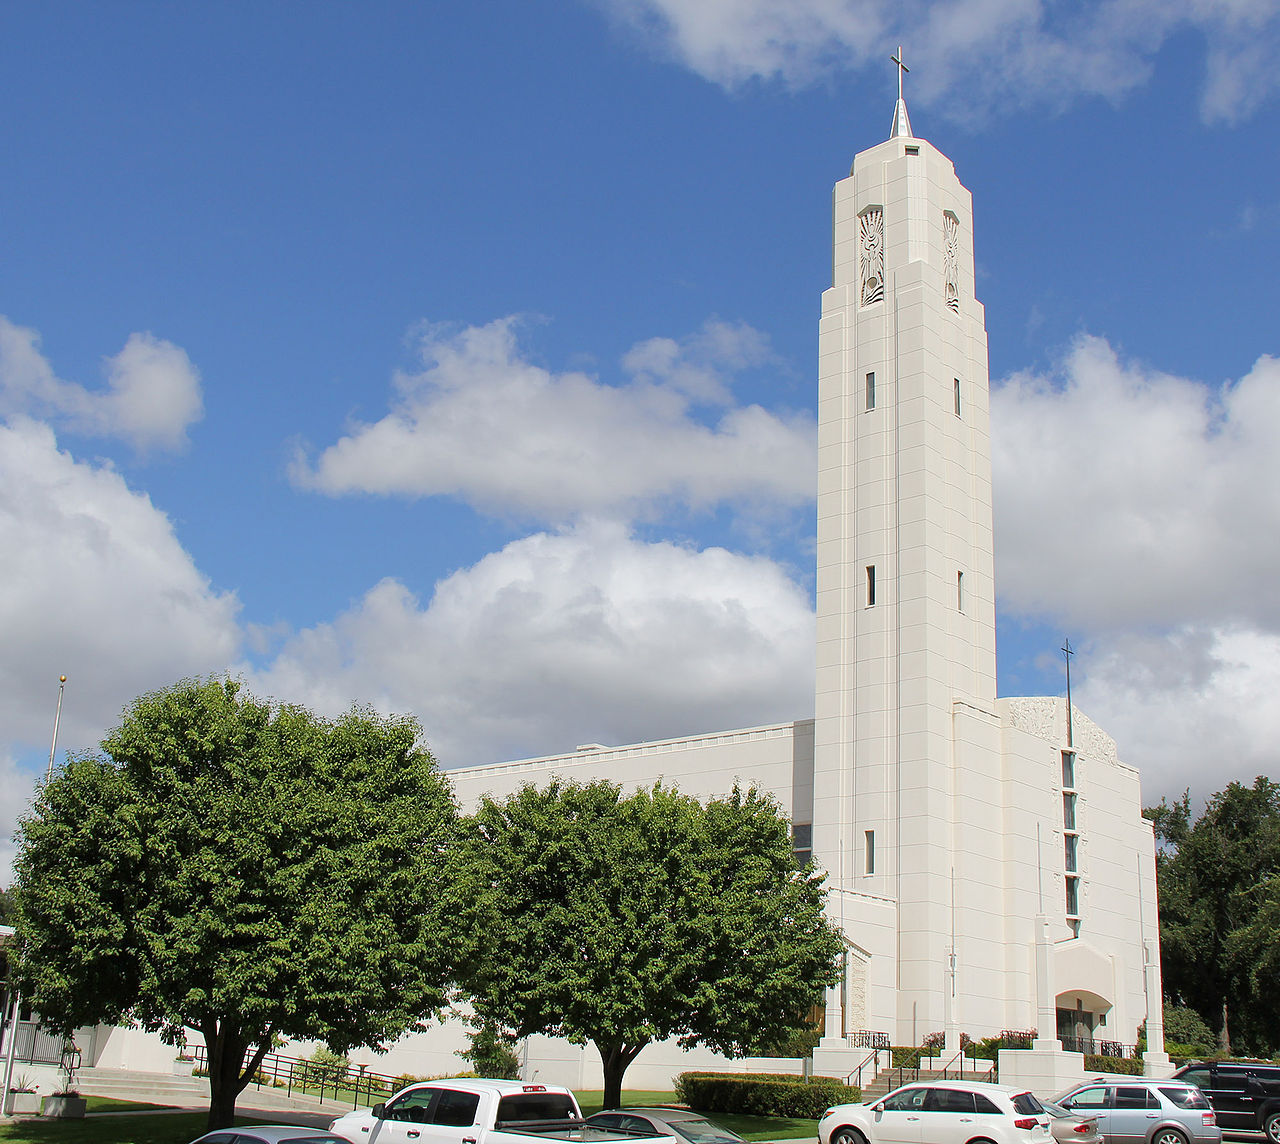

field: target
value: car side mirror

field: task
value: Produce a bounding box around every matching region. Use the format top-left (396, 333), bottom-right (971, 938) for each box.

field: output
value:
top-left (372, 1104), bottom-right (386, 1119)
top-left (873, 1103), bottom-right (885, 1113)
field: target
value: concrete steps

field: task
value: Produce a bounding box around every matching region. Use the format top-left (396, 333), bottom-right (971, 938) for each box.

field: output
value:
top-left (860, 1063), bottom-right (996, 1102)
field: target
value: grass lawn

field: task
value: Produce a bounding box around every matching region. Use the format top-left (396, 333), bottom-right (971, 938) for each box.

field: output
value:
top-left (0, 1111), bottom-right (216, 1144)
top-left (84, 1100), bottom-right (174, 1113)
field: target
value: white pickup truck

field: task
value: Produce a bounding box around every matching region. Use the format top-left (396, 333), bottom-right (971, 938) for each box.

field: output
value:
top-left (328, 1079), bottom-right (677, 1144)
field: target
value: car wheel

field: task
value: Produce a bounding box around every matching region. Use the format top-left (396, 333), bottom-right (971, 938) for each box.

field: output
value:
top-left (832, 1128), bottom-right (867, 1144)
top-left (1151, 1128), bottom-right (1188, 1144)
top-left (1263, 1112), bottom-right (1280, 1144)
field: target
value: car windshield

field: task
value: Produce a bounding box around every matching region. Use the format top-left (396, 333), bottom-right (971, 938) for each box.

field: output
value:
top-left (1159, 1088), bottom-right (1210, 1109)
top-left (1040, 1102), bottom-right (1072, 1118)
top-left (1012, 1093), bottom-right (1047, 1116)
top-left (670, 1120), bottom-right (743, 1144)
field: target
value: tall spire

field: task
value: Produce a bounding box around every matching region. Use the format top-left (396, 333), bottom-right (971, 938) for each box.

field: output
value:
top-left (889, 46), bottom-right (913, 139)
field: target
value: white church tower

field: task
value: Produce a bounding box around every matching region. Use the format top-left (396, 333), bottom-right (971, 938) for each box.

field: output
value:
top-left (812, 54), bottom-right (998, 1045)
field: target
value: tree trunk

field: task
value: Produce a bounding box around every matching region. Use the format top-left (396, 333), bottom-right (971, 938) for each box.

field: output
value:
top-left (596, 1041), bottom-right (648, 1111)
top-left (201, 1018), bottom-right (276, 1130)
top-left (1218, 1001), bottom-right (1231, 1054)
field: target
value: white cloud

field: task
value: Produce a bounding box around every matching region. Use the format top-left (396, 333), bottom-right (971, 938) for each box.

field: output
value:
top-left (993, 338), bottom-right (1280, 631)
top-left (991, 337), bottom-right (1280, 802)
top-left (1075, 625), bottom-right (1280, 806)
top-left (0, 418), bottom-right (241, 762)
top-left (290, 317), bottom-right (814, 522)
top-left (0, 316), bottom-right (203, 453)
top-left (594, 0), bottom-right (1280, 123)
top-left (243, 520), bottom-right (815, 768)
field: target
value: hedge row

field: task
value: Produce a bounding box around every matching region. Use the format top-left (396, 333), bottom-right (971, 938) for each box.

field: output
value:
top-left (1084, 1055), bottom-right (1143, 1075)
top-left (674, 1072), bottom-right (860, 1119)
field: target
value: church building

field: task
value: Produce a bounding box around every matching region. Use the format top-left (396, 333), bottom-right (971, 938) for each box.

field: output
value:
top-left (42, 64), bottom-right (1169, 1093)
top-left (444, 64), bottom-right (1170, 1090)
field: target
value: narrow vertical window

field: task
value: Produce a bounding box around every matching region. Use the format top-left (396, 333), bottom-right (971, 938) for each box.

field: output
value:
top-left (956, 571), bottom-right (964, 612)
top-left (954, 377), bottom-right (962, 417)
top-left (866, 371), bottom-right (876, 411)
top-left (1065, 875), bottom-right (1080, 917)
top-left (1064, 833), bottom-right (1078, 872)
top-left (866, 565), bottom-right (876, 606)
top-left (865, 830), bottom-right (875, 874)
top-left (1061, 750), bottom-right (1076, 788)
top-left (1063, 792), bottom-right (1077, 831)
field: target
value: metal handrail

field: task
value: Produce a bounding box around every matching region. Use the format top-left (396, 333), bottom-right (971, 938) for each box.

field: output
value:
top-left (192, 1045), bottom-right (403, 1109)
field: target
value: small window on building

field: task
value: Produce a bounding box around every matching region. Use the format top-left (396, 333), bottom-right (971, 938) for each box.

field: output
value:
top-left (954, 377), bottom-right (962, 417)
top-left (1066, 875), bottom-right (1080, 916)
top-left (905, 145), bottom-right (920, 155)
top-left (1063, 791), bottom-right (1077, 831)
top-left (866, 371), bottom-right (876, 410)
top-left (1064, 832), bottom-right (1078, 872)
top-left (957, 571), bottom-right (965, 612)
top-left (866, 565), bottom-right (876, 606)
top-left (865, 829), bottom-right (875, 874)
top-left (792, 823), bottom-right (813, 867)
top-left (1061, 750), bottom-right (1076, 789)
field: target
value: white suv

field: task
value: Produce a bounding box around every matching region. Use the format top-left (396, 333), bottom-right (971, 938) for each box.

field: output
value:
top-left (819, 1080), bottom-right (1053, 1144)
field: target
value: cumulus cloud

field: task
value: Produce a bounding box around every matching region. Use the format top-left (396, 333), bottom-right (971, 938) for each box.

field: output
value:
top-left (0, 316), bottom-right (203, 453)
top-left (993, 338), bottom-right (1280, 631)
top-left (290, 317), bottom-right (813, 522)
top-left (1074, 626), bottom-right (1280, 804)
top-left (594, 0), bottom-right (1280, 123)
top-left (0, 418), bottom-right (241, 758)
top-left (991, 337), bottom-right (1280, 801)
top-left (243, 520), bottom-right (815, 768)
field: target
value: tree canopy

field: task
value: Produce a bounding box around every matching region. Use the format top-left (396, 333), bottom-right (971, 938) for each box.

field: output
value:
top-left (457, 779), bottom-right (843, 1109)
top-left (1147, 775), bottom-right (1280, 1053)
top-left (13, 678), bottom-right (461, 1129)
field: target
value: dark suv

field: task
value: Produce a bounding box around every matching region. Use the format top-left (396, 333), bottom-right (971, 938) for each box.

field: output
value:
top-left (1173, 1062), bottom-right (1280, 1143)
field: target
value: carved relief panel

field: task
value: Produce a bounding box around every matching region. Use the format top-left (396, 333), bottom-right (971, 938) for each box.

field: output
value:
top-left (859, 206), bottom-right (885, 306)
top-left (943, 210), bottom-right (960, 313)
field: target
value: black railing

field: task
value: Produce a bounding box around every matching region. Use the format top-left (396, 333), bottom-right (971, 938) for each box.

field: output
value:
top-left (192, 1046), bottom-right (406, 1109)
top-left (1059, 1035), bottom-right (1137, 1058)
top-left (846, 1030), bottom-right (891, 1050)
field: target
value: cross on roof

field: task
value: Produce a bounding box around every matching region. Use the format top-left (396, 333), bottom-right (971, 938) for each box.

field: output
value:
top-left (891, 47), bottom-right (909, 102)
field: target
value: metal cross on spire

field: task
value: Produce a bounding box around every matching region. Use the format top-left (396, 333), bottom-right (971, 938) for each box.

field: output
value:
top-left (1062, 637), bottom-right (1075, 749)
top-left (892, 46), bottom-right (909, 101)
top-left (889, 46), bottom-right (914, 139)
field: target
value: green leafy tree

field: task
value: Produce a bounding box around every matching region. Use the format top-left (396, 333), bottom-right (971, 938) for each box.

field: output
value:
top-left (457, 1020), bottom-right (521, 1079)
top-left (12, 678), bottom-right (461, 1130)
top-left (1147, 777), bottom-right (1280, 1053)
top-left (457, 780), bottom-right (843, 1109)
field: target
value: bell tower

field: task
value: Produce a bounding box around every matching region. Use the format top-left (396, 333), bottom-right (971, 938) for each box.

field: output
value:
top-left (811, 56), bottom-right (997, 1040)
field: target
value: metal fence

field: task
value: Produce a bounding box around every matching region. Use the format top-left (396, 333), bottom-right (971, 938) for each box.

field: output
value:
top-left (192, 1046), bottom-right (405, 1110)
top-left (0, 1020), bottom-right (65, 1065)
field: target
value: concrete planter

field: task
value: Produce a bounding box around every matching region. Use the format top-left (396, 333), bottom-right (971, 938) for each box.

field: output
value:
top-left (43, 1094), bottom-right (87, 1118)
top-left (173, 1058), bottom-right (196, 1076)
top-left (3, 1092), bottom-right (43, 1115)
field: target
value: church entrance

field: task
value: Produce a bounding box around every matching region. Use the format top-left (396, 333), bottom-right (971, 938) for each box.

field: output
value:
top-left (1056, 991), bottom-right (1112, 1054)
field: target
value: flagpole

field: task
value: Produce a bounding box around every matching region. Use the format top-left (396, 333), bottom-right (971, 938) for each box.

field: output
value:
top-left (4, 675), bottom-right (68, 1112)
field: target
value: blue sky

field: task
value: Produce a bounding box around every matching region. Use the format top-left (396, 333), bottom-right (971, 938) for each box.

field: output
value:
top-left (3, 1), bottom-right (1279, 877)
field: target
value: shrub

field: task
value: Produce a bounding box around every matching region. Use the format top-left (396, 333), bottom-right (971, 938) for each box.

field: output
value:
top-left (457, 1022), bottom-right (520, 1080)
top-left (1084, 1054), bottom-right (1142, 1075)
top-left (307, 1045), bottom-right (350, 1086)
top-left (891, 1046), bottom-right (923, 1068)
top-left (764, 1026), bottom-right (823, 1058)
top-left (674, 1072), bottom-right (859, 1119)
top-left (1163, 1007), bottom-right (1216, 1057)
